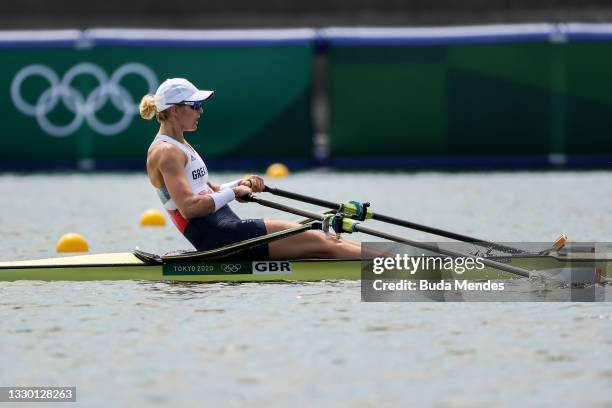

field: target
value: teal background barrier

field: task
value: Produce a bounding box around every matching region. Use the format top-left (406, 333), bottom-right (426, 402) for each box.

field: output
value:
top-left (1, 29), bottom-right (314, 170)
top-left (323, 25), bottom-right (612, 166)
top-left (2, 25), bottom-right (612, 170)
top-left (564, 41), bottom-right (612, 155)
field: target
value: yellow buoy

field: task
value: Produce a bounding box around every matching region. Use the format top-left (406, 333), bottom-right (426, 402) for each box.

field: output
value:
top-left (266, 163), bottom-right (289, 179)
top-left (56, 233), bottom-right (89, 253)
top-left (140, 209), bottom-right (166, 226)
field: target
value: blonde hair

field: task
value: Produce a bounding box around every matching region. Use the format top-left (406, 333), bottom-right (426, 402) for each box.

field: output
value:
top-left (139, 94), bottom-right (171, 122)
top-left (139, 95), bottom-right (156, 120)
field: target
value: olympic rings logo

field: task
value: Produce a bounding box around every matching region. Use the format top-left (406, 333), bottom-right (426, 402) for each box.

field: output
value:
top-left (10, 62), bottom-right (158, 137)
top-left (221, 264), bottom-right (242, 274)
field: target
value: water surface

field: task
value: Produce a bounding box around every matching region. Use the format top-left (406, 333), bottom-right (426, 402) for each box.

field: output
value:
top-left (1, 171), bottom-right (611, 406)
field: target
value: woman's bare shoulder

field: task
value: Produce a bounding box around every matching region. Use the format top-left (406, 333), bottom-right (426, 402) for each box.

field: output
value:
top-left (149, 142), bottom-right (183, 159)
top-left (148, 142), bottom-right (187, 173)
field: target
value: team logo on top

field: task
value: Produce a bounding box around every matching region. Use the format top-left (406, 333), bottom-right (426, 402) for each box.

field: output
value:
top-left (192, 167), bottom-right (207, 180)
top-left (11, 62), bottom-right (158, 137)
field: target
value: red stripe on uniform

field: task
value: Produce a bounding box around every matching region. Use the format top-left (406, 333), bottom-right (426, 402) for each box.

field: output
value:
top-left (166, 190), bottom-right (212, 234)
top-left (167, 209), bottom-right (189, 233)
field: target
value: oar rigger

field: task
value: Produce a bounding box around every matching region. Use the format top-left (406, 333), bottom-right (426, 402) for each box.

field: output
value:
top-left (340, 201), bottom-right (372, 221)
top-left (321, 213), bottom-right (362, 237)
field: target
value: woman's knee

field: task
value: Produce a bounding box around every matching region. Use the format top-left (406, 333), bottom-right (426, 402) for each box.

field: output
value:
top-left (263, 219), bottom-right (299, 234)
top-left (264, 219), bottom-right (359, 259)
top-left (310, 231), bottom-right (347, 257)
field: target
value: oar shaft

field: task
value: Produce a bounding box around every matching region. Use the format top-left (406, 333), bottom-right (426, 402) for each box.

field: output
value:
top-left (250, 194), bottom-right (531, 278)
top-left (373, 213), bottom-right (480, 244)
top-left (249, 194), bottom-right (326, 222)
top-left (264, 186), bottom-right (340, 210)
top-left (353, 224), bottom-right (530, 278)
top-left (265, 186), bottom-right (521, 254)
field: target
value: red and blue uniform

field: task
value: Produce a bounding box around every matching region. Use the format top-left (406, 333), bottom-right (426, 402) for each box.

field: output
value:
top-left (149, 135), bottom-right (269, 259)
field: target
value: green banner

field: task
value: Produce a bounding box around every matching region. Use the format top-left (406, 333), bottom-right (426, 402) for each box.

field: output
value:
top-left (327, 40), bottom-right (612, 159)
top-left (3, 43), bottom-right (313, 168)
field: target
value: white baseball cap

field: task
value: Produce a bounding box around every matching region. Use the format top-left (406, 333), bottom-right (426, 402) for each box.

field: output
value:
top-left (154, 78), bottom-right (214, 112)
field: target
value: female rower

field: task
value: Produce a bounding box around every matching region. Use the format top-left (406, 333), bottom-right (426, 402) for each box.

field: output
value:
top-left (139, 78), bottom-right (361, 260)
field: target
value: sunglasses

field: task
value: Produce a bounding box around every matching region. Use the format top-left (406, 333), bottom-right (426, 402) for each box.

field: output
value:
top-left (170, 101), bottom-right (203, 110)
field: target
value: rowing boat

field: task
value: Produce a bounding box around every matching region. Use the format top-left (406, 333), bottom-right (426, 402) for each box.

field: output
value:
top-left (0, 248), bottom-right (609, 283)
top-left (1, 186), bottom-right (609, 285)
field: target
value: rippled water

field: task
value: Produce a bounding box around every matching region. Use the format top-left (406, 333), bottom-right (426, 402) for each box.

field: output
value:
top-left (1, 171), bottom-right (611, 406)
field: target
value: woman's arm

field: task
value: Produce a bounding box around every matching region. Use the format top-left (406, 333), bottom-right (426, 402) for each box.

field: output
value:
top-left (211, 175), bottom-right (264, 193)
top-left (157, 145), bottom-right (215, 218)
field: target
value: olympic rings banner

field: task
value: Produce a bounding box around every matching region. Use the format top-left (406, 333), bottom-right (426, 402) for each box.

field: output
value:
top-left (1, 29), bottom-right (315, 170)
top-left (11, 62), bottom-right (158, 138)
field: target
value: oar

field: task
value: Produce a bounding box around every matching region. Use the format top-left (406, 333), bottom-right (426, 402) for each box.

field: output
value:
top-left (247, 194), bottom-right (603, 284)
top-left (264, 186), bottom-right (523, 255)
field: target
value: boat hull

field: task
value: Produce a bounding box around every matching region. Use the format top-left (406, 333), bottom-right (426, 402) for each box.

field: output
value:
top-left (0, 252), bottom-right (609, 282)
top-left (0, 253), bottom-right (362, 282)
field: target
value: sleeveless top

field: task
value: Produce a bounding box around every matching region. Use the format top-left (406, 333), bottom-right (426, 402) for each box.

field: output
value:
top-left (148, 134), bottom-right (214, 233)
top-left (147, 134), bottom-right (269, 257)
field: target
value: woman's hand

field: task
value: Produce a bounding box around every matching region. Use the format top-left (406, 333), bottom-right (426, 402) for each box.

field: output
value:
top-left (233, 185), bottom-right (253, 203)
top-left (240, 175), bottom-right (265, 193)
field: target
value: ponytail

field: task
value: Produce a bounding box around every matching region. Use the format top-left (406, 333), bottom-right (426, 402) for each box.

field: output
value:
top-left (139, 94), bottom-right (156, 120)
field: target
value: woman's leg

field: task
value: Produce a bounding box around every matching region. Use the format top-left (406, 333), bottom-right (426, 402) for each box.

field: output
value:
top-left (264, 219), bottom-right (361, 260)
